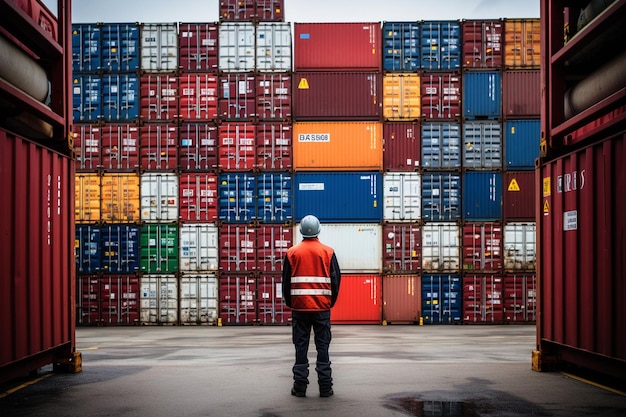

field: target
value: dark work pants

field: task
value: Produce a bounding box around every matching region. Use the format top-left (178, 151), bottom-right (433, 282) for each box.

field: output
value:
top-left (291, 310), bottom-right (333, 389)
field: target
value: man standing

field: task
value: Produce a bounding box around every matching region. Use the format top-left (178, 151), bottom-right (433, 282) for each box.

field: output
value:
top-left (282, 214), bottom-right (341, 398)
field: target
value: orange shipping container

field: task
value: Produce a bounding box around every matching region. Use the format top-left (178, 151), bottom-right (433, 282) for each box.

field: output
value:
top-left (293, 122), bottom-right (382, 171)
top-left (504, 19), bottom-right (541, 69)
top-left (101, 173), bottom-right (140, 222)
top-left (383, 74), bottom-right (420, 120)
top-left (75, 173), bottom-right (101, 222)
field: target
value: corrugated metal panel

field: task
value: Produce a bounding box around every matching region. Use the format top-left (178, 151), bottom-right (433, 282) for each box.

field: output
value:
top-left (72, 74), bottom-right (101, 122)
top-left (75, 225), bottom-right (101, 273)
top-left (293, 72), bottom-right (381, 120)
top-left (100, 23), bottom-right (140, 72)
top-left (383, 223), bottom-right (421, 273)
top-left (218, 122), bottom-right (256, 171)
top-left (219, 0), bottom-right (285, 22)
top-left (503, 274), bottom-right (535, 323)
top-left (462, 275), bottom-right (503, 323)
top-left (219, 274), bottom-right (257, 325)
top-left (179, 223), bottom-right (219, 272)
top-left (256, 74), bottom-right (292, 120)
top-left (462, 223), bottom-right (502, 272)
top-left (382, 21), bottom-right (420, 72)
top-left (77, 276), bottom-right (99, 325)
top-left (179, 73), bottom-right (218, 121)
top-left (294, 172), bottom-right (382, 222)
top-left (101, 173), bottom-right (140, 222)
top-left (421, 172), bottom-right (461, 220)
top-left (382, 73), bottom-right (420, 120)
top-left (294, 22), bottom-right (382, 71)
top-left (178, 23), bottom-right (218, 72)
top-left (505, 119), bottom-right (540, 169)
top-left (382, 274), bottom-right (421, 324)
top-left (503, 170), bottom-right (535, 220)
top-left (504, 19), bottom-right (540, 69)
top-left (256, 22), bottom-right (292, 72)
top-left (218, 22), bottom-right (255, 72)
top-left (421, 122), bottom-right (461, 169)
top-left (73, 123), bottom-right (101, 170)
top-left (383, 172), bottom-right (421, 221)
top-left (420, 21), bottom-right (461, 71)
top-left (421, 274), bottom-right (461, 324)
top-left (140, 275), bottom-right (178, 324)
top-left (219, 225), bottom-right (257, 272)
top-left (383, 121), bottom-right (420, 171)
top-left (218, 173), bottom-right (256, 223)
top-left (101, 123), bottom-right (140, 170)
top-left (257, 172), bottom-right (292, 223)
top-left (139, 224), bottom-right (179, 273)
top-left (420, 73), bottom-right (461, 119)
top-left (101, 74), bottom-right (140, 121)
top-left (178, 123), bottom-right (218, 171)
top-left (257, 273), bottom-right (291, 325)
top-left (294, 223), bottom-right (382, 273)
top-left (462, 121), bottom-right (502, 168)
top-left (75, 172), bottom-right (101, 222)
top-left (257, 225), bottom-right (292, 272)
top-left (140, 74), bottom-right (179, 122)
top-left (256, 122), bottom-right (292, 170)
top-left (140, 124), bottom-right (178, 170)
top-left (100, 225), bottom-right (140, 273)
top-left (219, 73), bottom-right (256, 120)
top-left (502, 70), bottom-right (540, 117)
top-left (462, 171), bottom-right (503, 221)
top-left (331, 274), bottom-right (382, 324)
top-left (72, 23), bottom-right (101, 72)
top-left (461, 19), bottom-right (503, 69)
top-left (503, 222), bottom-right (536, 271)
top-left (462, 71), bottom-right (502, 120)
top-left (179, 172), bottom-right (218, 222)
top-left (293, 122), bottom-right (383, 171)
top-left (422, 223), bottom-right (460, 272)
top-left (140, 173), bottom-right (179, 222)
top-left (77, 275), bottom-right (140, 325)
top-left (179, 274), bottom-right (218, 325)
top-left (140, 23), bottom-right (178, 72)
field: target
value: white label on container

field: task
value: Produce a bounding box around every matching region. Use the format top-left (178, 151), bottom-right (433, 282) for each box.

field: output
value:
top-left (299, 183), bottom-right (324, 191)
top-left (298, 133), bottom-right (330, 142)
top-left (564, 210), bottom-right (578, 231)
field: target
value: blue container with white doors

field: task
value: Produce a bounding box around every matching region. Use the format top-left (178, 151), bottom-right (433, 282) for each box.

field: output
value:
top-left (72, 74), bottom-right (102, 122)
top-left (100, 23), bottom-right (140, 72)
top-left (422, 274), bottom-right (462, 324)
top-left (100, 224), bottom-right (140, 273)
top-left (76, 225), bottom-right (101, 273)
top-left (504, 119), bottom-right (540, 169)
top-left (463, 71), bottom-right (502, 119)
top-left (420, 21), bottom-right (461, 70)
top-left (382, 21), bottom-right (420, 72)
top-left (421, 172), bottom-right (461, 220)
top-left (421, 122), bottom-right (461, 169)
top-left (101, 73), bottom-right (140, 121)
top-left (72, 23), bottom-right (101, 72)
top-left (463, 171), bottom-right (503, 220)
top-left (257, 173), bottom-right (292, 223)
top-left (219, 173), bottom-right (257, 223)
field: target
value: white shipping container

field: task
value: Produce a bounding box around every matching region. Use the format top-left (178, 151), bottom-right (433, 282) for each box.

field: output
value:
top-left (141, 23), bottom-right (178, 72)
top-left (504, 222), bottom-right (536, 270)
top-left (383, 172), bottom-right (421, 221)
top-left (422, 222), bottom-right (460, 271)
top-left (140, 275), bottom-right (178, 324)
top-left (179, 223), bottom-right (219, 272)
top-left (256, 22), bottom-right (292, 72)
top-left (179, 274), bottom-right (218, 325)
top-left (219, 22), bottom-right (255, 72)
top-left (141, 173), bottom-right (179, 221)
top-left (294, 223), bottom-right (382, 273)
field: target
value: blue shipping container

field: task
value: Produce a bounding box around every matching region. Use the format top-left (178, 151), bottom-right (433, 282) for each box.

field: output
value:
top-left (382, 22), bottom-right (420, 72)
top-left (72, 74), bottom-right (102, 122)
top-left (421, 122), bottom-right (461, 169)
top-left (463, 71), bottom-right (502, 119)
top-left (505, 119), bottom-right (540, 169)
top-left (257, 173), bottom-right (292, 223)
top-left (219, 173), bottom-right (256, 223)
top-left (72, 23), bottom-right (101, 72)
top-left (420, 21), bottom-right (461, 71)
top-left (76, 225), bottom-right (101, 273)
top-left (463, 171), bottom-right (503, 220)
top-left (421, 172), bottom-right (461, 220)
top-left (463, 121), bottom-right (502, 168)
top-left (101, 224), bottom-right (140, 273)
top-left (422, 274), bottom-right (462, 324)
top-left (294, 172), bottom-right (382, 222)
top-left (100, 23), bottom-right (140, 72)
top-left (102, 74), bottom-right (140, 121)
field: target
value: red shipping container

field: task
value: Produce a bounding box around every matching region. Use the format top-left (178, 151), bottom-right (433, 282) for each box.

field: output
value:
top-left (179, 122), bottom-right (218, 171)
top-left (382, 223), bottom-right (421, 273)
top-left (140, 123), bottom-right (178, 170)
top-left (383, 122), bottom-right (421, 171)
top-left (77, 275), bottom-right (100, 325)
top-left (73, 123), bottom-right (101, 170)
top-left (462, 275), bottom-right (504, 324)
top-left (140, 74), bottom-right (179, 122)
top-left (292, 72), bottom-right (381, 120)
top-left (219, 274), bottom-right (257, 325)
top-left (179, 172), bottom-right (218, 222)
top-left (462, 223), bottom-right (502, 272)
top-left (420, 73), bottom-right (461, 120)
top-left (257, 224), bottom-right (292, 272)
top-left (331, 274), bottom-right (382, 324)
top-left (219, 73), bottom-right (256, 119)
top-left (100, 123), bottom-right (140, 170)
top-left (219, 224), bottom-right (257, 272)
top-left (257, 273), bottom-right (291, 325)
top-left (294, 23), bottom-right (382, 71)
top-left (256, 122), bottom-right (292, 170)
top-left (8, 0), bottom-right (58, 40)
top-left (178, 23), bottom-right (218, 72)
top-left (100, 275), bottom-right (140, 325)
top-left (218, 122), bottom-right (256, 170)
top-left (503, 70), bottom-right (540, 118)
top-left (256, 73), bottom-right (292, 120)
top-left (382, 274), bottom-right (421, 324)
top-left (503, 171), bottom-right (536, 220)
top-left (461, 20), bottom-right (503, 69)
top-left (503, 274), bottom-right (535, 323)
top-left (179, 73), bottom-right (218, 121)
top-left (219, 0), bottom-right (284, 21)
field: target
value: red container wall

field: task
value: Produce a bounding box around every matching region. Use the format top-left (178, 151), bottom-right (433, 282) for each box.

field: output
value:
top-left (382, 274), bottom-right (421, 324)
top-left (292, 72), bottom-right (381, 120)
top-left (219, 73), bottom-right (257, 120)
top-left (218, 122), bottom-right (256, 170)
top-left (503, 274), bottom-right (535, 323)
top-left (256, 122), bottom-right (292, 170)
top-left (462, 223), bottom-right (503, 272)
top-left (219, 0), bottom-right (284, 21)
top-left (502, 70), bottom-right (540, 118)
top-left (178, 23), bottom-right (218, 72)
top-left (179, 122), bottom-right (218, 171)
top-left (257, 274), bottom-right (291, 324)
top-left (100, 123), bottom-right (140, 170)
top-left (140, 123), bottom-right (178, 170)
top-left (383, 122), bottom-right (421, 171)
top-left (461, 19), bottom-right (503, 69)
top-left (140, 74), bottom-right (179, 122)
top-left (503, 171), bottom-right (536, 220)
top-left (179, 73), bottom-right (218, 121)
top-left (331, 274), bottom-right (382, 324)
top-left (420, 73), bottom-right (461, 120)
top-left (219, 274), bottom-right (257, 325)
top-left (257, 224), bottom-right (292, 272)
top-left (256, 73), bottom-right (292, 120)
top-left (219, 224), bottom-right (257, 272)
top-left (74, 123), bottom-right (102, 170)
top-left (382, 223), bottom-right (421, 273)
top-left (462, 275), bottom-right (504, 324)
top-left (100, 275), bottom-right (140, 325)
top-left (77, 275), bottom-right (100, 325)
top-left (179, 172), bottom-right (218, 222)
top-left (0, 130), bottom-right (75, 378)
top-left (9, 0), bottom-right (58, 40)
top-left (294, 23), bottom-right (382, 71)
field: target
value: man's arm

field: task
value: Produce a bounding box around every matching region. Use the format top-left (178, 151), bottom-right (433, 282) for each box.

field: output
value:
top-left (281, 255), bottom-right (292, 308)
top-left (330, 253), bottom-right (341, 307)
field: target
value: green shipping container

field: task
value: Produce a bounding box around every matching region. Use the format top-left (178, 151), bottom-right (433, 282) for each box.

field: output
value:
top-left (140, 224), bottom-right (179, 273)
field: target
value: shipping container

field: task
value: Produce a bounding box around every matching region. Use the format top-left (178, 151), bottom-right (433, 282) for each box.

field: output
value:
top-left (383, 172), bottom-right (421, 221)
top-left (462, 222), bottom-right (502, 272)
top-left (382, 73), bottom-right (421, 120)
top-left (421, 274), bottom-right (462, 324)
top-left (381, 21), bottom-right (420, 72)
top-left (421, 172), bottom-right (461, 220)
top-left (100, 123), bottom-right (140, 170)
top-left (502, 70), bottom-right (540, 117)
top-left (461, 19), bottom-right (503, 69)
top-left (257, 224), bottom-right (292, 272)
top-left (140, 23), bottom-right (178, 72)
top-left (140, 172), bottom-right (179, 222)
top-left (421, 122), bottom-right (462, 169)
top-left (219, 0), bottom-right (285, 22)
top-left (292, 122), bottom-right (383, 171)
top-left (382, 274), bottom-right (421, 324)
top-left (72, 23), bottom-right (101, 72)
top-left (178, 22), bottom-right (218, 72)
top-left (256, 122), bottom-right (292, 170)
top-left (503, 170), bottom-right (535, 220)
top-left (73, 123), bottom-right (101, 170)
top-left (179, 223), bottom-right (219, 272)
top-left (72, 74), bottom-right (101, 122)
top-left (462, 171), bottom-right (503, 221)
top-left (331, 274), bottom-right (382, 324)
top-left (382, 121), bottom-right (420, 171)
top-left (140, 73), bottom-right (179, 122)
top-left (219, 224), bottom-right (257, 272)
top-left (462, 275), bottom-right (503, 323)
top-left (140, 123), bottom-right (178, 170)
top-left (462, 121), bottom-right (502, 169)
top-left (101, 173), bottom-right (140, 222)
top-left (76, 275), bottom-right (99, 325)
top-left (179, 274), bottom-right (218, 325)
top-left (219, 73), bottom-right (257, 119)
top-left (218, 122), bottom-right (256, 171)
top-left (75, 172), bottom-right (101, 222)
top-left (420, 21), bottom-right (461, 71)
top-left (422, 222), bottom-right (460, 271)
top-left (179, 172), bottom-right (218, 222)
top-left (139, 224), bottom-right (179, 273)
top-left (100, 23), bottom-right (140, 72)
top-left (75, 224), bottom-right (101, 273)
top-left (293, 72), bottom-right (381, 120)
top-left (503, 222), bottom-right (536, 271)
top-left (256, 74), bottom-right (292, 120)
top-left (257, 273), bottom-right (291, 324)
top-left (462, 71), bottom-right (502, 120)
top-left (294, 172), bottom-right (382, 222)
top-left (505, 119), bottom-right (540, 169)
top-left (420, 73), bottom-right (461, 119)
top-left (382, 223), bottom-right (422, 273)
top-left (294, 22), bottom-right (382, 71)
top-left (218, 22), bottom-right (255, 72)
top-left (100, 224), bottom-right (140, 273)
top-left (8, 0), bottom-right (58, 40)
top-left (140, 275), bottom-right (178, 324)
top-left (504, 18), bottom-right (540, 69)
top-left (256, 22), bottom-right (292, 72)
top-left (219, 273), bottom-right (257, 325)
top-left (178, 122), bottom-right (218, 171)
top-left (503, 273), bottom-right (535, 323)
top-left (178, 73), bottom-right (218, 121)
top-left (101, 73), bottom-right (140, 121)
top-left (100, 274), bottom-right (140, 325)
top-left (257, 172), bottom-right (292, 222)
top-left (218, 172), bottom-right (256, 222)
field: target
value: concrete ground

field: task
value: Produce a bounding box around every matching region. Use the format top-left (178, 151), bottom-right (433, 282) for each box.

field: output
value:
top-left (1, 325), bottom-right (625, 417)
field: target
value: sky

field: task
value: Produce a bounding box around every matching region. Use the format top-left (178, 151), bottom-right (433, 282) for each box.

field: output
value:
top-left (46, 0), bottom-right (539, 23)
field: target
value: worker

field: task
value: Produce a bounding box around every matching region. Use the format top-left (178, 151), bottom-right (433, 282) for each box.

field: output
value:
top-left (282, 214), bottom-right (342, 398)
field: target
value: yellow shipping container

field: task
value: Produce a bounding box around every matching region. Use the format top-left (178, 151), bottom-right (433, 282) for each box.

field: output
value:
top-left (75, 173), bottom-right (101, 222)
top-left (504, 18), bottom-right (541, 69)
top-left (101, 173), bottom-right (140, 222)
top-left (293, 122), bottom-right (382, 171)
top-left (383, 74), bottom-right (420, 120)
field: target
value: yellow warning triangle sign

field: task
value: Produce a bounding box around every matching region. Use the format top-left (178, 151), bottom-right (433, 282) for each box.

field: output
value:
top-left (543, 200), bottom-right (550, 214)
top-left (298, 78), bottom-right (309, 89)
top-left (508, 178), bottom-right (521, 192)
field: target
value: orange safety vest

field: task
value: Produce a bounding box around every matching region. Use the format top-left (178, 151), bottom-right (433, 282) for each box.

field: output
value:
top-left (286, 238), bottom-right (335, 311)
